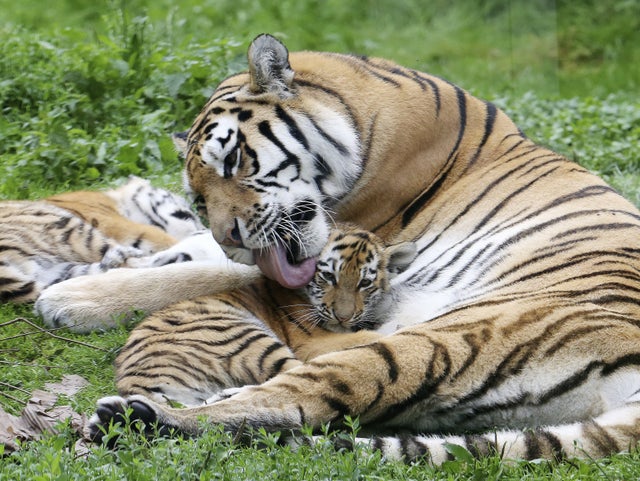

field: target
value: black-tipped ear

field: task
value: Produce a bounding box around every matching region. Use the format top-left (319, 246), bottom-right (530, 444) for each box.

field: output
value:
top-left (386, 242), bottom-right (418, 275)
top-left (247, 34), bottom-right (295, 98)
top-left (171, 131), bottom-right (189, 158)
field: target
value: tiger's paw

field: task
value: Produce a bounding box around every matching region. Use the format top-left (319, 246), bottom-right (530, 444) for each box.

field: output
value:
top-left (88, 395), bottom-right (166, 445)
top-left (35, 276), bottom-right (131, 332)
top-left (34, 267), bottom-right (156, 332)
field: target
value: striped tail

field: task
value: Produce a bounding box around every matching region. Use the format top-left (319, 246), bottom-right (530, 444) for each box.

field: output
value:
top-left (294, 403), bottom-right (640, 465)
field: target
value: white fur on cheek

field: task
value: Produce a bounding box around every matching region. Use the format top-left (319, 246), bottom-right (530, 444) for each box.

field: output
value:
top-left (200, 116), bottom-right (238, 173)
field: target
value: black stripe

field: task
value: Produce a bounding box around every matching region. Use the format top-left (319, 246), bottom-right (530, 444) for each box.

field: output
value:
top-left (372, 341), bottom-right (451, 423)
top-left (553, 222), bottom-right (640, 240)
top-left (583, 421), bottom-right (619, 455)
top-left (0, 281), bottom-right (35, 301)
top-left (366, 343), bottom-right (399, 382)
top-left (464, 434), bottom-right (495, 458)
top-left (258, 121), bottom-right (302, 179)
top-left (537, 360), bottom-right (610, 405)
top-left (410, 170), bottom-right (558, 285)
top-left (255, 178), bottom-right (287, 189)
top-left (464, 101), bottom-right (497, 172)
top-left (270, 356), bottom-right (294, 377)
top-left (322, 395), bottom-right (350, 419)
top-left (348, 56), bottom-right (402, 87)
top-left (473, 209), bottom-right (639, 284)
top-left (401, 86), bottom-right (467, 227)
top-left (275, 105), bottom-right (309, 149)
top-left (445, 243), bottom-right (493, 288)
top-left (257, 341), bottom-right (287, 372)
top-left (306, 114), bottom-right (349, 156)
top-left (221, 333), bottom-right (274, 358)
top-left (449, 332), bottom-right (483, 381)
top-left (524, 430), bottom-right (542, 459)
top-left (372, 436), bottom-right (385, 453)
top-left (422, 76), bottom-right (442, 116)
top-left (538, 429), bottom-right (565, 461)
top-left (494, 135), bottom-right (528, 161)
top-left (294, 78), bottom-right (359, 134)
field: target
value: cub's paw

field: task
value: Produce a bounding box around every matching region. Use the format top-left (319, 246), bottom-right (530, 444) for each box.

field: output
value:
top-left (125, 230), bottom-right (227, 268)
top-left (100, 245), bottom-right (144, 269)
top-left (88, 395), bottom-right (167, 445)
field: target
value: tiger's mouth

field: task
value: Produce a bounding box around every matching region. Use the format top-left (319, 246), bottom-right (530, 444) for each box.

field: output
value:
top-left (252, 201), bottom-right (320, 289)
top-left (253, 241), bottom-right (317, 290)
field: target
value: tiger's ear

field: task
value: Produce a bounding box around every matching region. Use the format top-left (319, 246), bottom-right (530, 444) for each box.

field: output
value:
top-left (386, 242), bottom-right (418, 275)
top-left (247, 34), bottom-right (295, 98)
top-left (171, 131), bottom-right (189, 158)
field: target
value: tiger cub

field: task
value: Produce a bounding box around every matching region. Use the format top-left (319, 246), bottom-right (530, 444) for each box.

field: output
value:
top-left (306, 224), bottom-right (417, 333)
top-left (0, 176), bottom-right (204, 303)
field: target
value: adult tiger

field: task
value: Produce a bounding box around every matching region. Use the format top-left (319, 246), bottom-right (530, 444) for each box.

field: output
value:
top-left (45, 34), bottom-right (640, 464)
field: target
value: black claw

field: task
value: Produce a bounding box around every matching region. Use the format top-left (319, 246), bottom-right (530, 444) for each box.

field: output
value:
top-left (96, 405), bottom-right (117, 424)
top-left (129, 400), bottom-right (157, 425)
top-left (89, 398), bottom-right (176, 447)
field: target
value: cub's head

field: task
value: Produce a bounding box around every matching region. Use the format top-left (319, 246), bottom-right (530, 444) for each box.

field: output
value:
top-left (306, 224), bottom-right (417, 332)
top-left (175, 34), bottom-right (362, 289)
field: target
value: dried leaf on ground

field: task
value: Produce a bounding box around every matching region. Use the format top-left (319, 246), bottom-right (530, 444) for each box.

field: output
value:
top-left (0, 374), bottom-right (88, 452)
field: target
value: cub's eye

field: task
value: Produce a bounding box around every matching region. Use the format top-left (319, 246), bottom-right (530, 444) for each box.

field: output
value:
top-left (192, 194), bottom-right (209, 228)
top-left (358, 279), bottom-right (373, 289)
top-left (223, 147), bottom-right (241, 179)
top-left (320, 271), bottom-right (336, 285)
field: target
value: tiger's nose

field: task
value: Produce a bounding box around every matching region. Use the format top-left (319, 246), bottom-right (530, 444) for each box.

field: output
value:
top-left (333, 307), bottom-right (354, 324)
top-left (221, 221), bottom-right (243, 247)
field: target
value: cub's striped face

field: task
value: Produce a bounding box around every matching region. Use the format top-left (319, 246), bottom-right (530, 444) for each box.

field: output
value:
top-left (180, 35), bottom-right (361, 289)
top-left (307, 226), bottom-right (417, 332)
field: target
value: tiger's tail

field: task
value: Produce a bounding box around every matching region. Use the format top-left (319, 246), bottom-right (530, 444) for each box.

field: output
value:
top-left (296, 402), bottom-right (640, 465)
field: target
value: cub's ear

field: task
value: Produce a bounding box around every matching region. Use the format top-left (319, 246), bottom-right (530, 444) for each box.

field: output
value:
top-left (171, 131), bottom-right (189, 158)
top-left (386, 242), bottom-right (418, 275)
top-left (247, 34), bottom-right (295, 98)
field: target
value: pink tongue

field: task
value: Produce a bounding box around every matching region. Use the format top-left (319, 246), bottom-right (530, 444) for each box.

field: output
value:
top-left (254, 243), bottom-right (317, 289)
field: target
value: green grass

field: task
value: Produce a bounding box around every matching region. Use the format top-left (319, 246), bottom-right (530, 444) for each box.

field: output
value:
top-left (2, 0), bottom-right (640, 479)
top-left (3, 422), bottom-right (640, 480)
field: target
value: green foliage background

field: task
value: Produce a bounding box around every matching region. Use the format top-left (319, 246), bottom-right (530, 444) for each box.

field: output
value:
top-left (1, 0), bottom-right (640, 479)
top-left (0, 0), bottom-right (638, 199)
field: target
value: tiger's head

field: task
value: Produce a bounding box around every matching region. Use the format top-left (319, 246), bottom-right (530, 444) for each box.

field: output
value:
top-left (306, 224), bottom-right (417, 332)
top-left (175, 34), bottom-right (362, 289)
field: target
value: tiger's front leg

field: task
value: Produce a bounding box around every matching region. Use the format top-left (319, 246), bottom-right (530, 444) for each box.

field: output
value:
top-left (113, 285), bottom-right (385, 407)
top-left (114, 295), bottom-right (303, 407)
top-left (90, 330), bottom-right (435, 440)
